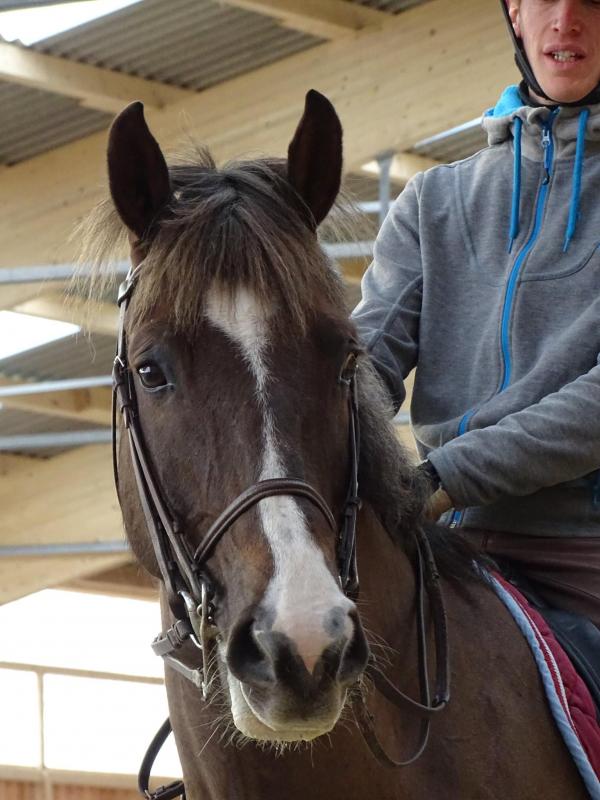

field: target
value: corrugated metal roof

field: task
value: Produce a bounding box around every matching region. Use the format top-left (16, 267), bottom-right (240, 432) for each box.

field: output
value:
top-left (0, 80), bottom-right (110, 165)
top-left (350, 0), bottom-right (428, 12)
top-left (0, 0), bottom-right (325, 164)
top-left (32, 0), bottom-right (322, 90)
top-left (0, 0), bottom-right (442, 166)
top-left (0, 332), bottom-right (114, 381)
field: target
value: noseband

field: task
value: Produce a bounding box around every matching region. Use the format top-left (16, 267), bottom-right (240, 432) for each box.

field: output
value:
top-left (112, 259), bottom-right (449, 800)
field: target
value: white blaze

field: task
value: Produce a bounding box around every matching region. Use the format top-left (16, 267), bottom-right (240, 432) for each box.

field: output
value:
top-left (205, 287), bottom-right (353, 673)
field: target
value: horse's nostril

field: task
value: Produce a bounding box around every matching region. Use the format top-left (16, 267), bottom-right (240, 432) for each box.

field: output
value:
top-left (227, 617), bottom-right (276, 687)
top-left (227, 610), bottom-right (369, 693)
top-left (337, 613), bottom-right (370, 685)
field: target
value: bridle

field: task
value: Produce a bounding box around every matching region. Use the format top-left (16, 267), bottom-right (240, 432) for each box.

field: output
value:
top-left (112, 255), bottom-right (450, 800)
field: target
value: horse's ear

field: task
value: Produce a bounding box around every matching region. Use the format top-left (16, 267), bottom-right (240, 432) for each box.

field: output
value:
top-left (287, 90), bottom-right (343, 228)
top-left (107, 101), bottom-right (171, 239)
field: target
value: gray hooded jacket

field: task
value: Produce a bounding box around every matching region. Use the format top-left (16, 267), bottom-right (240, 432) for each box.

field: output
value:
top-left (352, 86), bottom-right (600, 537)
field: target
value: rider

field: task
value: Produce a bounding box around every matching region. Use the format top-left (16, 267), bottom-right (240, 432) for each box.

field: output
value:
top-left (352, 0), bottom-right (600, 629)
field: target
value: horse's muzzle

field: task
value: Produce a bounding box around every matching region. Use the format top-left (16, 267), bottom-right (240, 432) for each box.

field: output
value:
top-left (225, 609), bottom-right (369, 730)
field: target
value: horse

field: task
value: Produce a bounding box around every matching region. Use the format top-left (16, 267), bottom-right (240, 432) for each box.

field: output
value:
top-left (83, 91), bottom-right (588, 799)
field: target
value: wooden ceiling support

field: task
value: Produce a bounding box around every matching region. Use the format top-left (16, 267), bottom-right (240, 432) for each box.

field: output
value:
top-left (220, 0), bottom-right (390, 39)
top-left (0, 40), bottom-right (192, 114)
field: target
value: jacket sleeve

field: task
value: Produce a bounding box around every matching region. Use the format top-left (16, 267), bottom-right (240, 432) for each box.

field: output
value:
top-left (428, 361), bottom-right (600, 508)
top-left (351, 174), bottom-right (424, 412)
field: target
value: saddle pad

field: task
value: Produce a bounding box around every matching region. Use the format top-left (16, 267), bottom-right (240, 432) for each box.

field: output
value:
top-left (490, 572), bottom-right (600, 799)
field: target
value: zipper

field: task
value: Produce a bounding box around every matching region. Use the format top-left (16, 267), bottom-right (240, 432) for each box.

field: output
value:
top-left (449, 111), bottom-right (558, 528)
top-left (499, 110), bottom-right (556, 391)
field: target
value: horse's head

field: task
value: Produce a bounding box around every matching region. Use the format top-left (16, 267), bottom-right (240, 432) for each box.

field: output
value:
top-left (106, 92), bottom-right (373, 743)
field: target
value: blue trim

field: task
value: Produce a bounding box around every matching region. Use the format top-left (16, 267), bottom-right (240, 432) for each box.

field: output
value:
top-left (485, 85), bottom-right (524, 118)
top-left (457, 408), bottom-right (476, 436)
top-left (449, 509), bottom-right (464, 527)
top-left (490, 577), bottom-right (600, 799)
top-left (564, 108), bottom-right (590, 252)
top-left (448, 408), bottom-right (478, 527)
top-left (508, 117), bottom-right (523, 253)
top-left (499, 111), bottom-right (557, 392)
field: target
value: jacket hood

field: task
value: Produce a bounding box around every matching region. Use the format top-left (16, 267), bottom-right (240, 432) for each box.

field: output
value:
top-left (482, 85), bottom-right (600, 153)
top-left (482, 86), bottom-right (600, 253)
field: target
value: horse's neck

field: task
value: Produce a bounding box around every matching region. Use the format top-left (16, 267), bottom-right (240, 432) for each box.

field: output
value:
top-left (355, 504), bottom-right (418, 643)
top-left (161, 506), bottom-right (588, 800)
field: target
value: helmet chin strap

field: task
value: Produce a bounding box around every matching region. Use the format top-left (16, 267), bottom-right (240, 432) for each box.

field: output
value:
top-left (500, 0), bottom-right (600, 108)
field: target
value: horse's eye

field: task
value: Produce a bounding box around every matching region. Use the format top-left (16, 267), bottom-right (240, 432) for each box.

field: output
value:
top-left (138, 362), bottom-right (168, 390)
top-left (339, 352), bottom-right (358, 386)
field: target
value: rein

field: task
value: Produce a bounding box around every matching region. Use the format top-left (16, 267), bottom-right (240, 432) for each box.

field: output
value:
top-left (112, 260), bottom-right (449, 799)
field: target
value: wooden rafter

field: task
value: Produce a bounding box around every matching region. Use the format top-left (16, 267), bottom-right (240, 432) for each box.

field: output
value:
top-left (13, 291), bottom-right (118, 338)
top-left (220, 0), bottom-right (390, 39)
top-left (0, 446), bottom-right (126, 604)
top-left (0, 40), bottom-right (192, 114)
top-left (0, 375), bottom-right (111, 426)
top-left (0, 445), bottom-right (120, 547)
top-left (0, 0), bottom-right (515, 270)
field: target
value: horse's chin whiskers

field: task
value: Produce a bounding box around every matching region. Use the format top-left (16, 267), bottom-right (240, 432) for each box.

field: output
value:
top-left (361, 623), bottom-right (399, 665)
top-left (197, 722), bottom-right (223, 757)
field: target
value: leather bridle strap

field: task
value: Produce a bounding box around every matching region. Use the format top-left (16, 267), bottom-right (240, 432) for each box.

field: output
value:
top-left (193, 478), bottom-right (336, 566)
top-left (338, 372), bottom-right (360, 596)
top-left (352, 530), bottom-right (450, 768)
top-left (138, 717), bottom-right (186, 800)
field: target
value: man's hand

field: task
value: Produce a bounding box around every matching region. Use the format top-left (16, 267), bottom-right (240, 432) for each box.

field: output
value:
top-left (425, 488), bottom-right (453, 521)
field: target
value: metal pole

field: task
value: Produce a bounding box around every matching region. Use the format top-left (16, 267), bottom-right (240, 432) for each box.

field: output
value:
top-left (0, 261), bottom-right (128, 285)
top-left (0, 541), bottom-right (129, 557)
top-left (0, 375), bottom-right (113, 397)
top-left (37, 669), bottom-right (54, 800)
top-left (0, 429), bottom-right (112, 450)
top-left (323, 241), bottom-right (374, 259)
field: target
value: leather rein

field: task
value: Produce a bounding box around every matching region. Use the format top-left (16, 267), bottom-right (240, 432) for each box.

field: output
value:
top-left (111, 259), bottom-right (450, 799)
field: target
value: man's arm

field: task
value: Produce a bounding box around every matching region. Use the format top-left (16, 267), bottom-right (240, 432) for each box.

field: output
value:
top-left (352, 174), bottom-right (425, 412)
top-left (428, 360), bottom-right (600, 509)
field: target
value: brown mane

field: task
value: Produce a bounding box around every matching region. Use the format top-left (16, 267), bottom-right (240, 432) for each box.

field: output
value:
top-left (79, 150), bottom-right (347, 335)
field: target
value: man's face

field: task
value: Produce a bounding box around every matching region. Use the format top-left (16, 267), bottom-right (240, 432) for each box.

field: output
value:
top-left (509, 0), bottom-right (600, 103)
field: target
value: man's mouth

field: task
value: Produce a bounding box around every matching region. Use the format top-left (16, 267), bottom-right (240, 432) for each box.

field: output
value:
top-left (543, 44), bottom-right (586, 63)
top-left (550, 50), bottom-right (583, 63)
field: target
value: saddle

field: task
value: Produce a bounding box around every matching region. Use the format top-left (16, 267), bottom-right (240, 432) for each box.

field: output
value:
top-left (499, 562), bottom-right (600, 721)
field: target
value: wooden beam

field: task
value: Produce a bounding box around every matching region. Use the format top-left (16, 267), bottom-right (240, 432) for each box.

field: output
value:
top-left (0, 282), bottom-right (53, 311)
top-left (220, 0), bottom-right (390, 39)
top-left (0, 446), bottom-right (126, 604)
top-left (13, 290), bottom-right (118, 337)
top-left (0, 0), bottom-right (516, 269)
top-left (65, 562), bottom-right (158, 600)
top-left (0, 375), bottom-right (111, 426)
top-left (0, 445), bottom-right (120, 546)
top-left (0, 40), bottom-right (191, 114)
top-left (1, 553), bottom-right (131, 605)
top-left (362, 152), bottom-right (441, 185)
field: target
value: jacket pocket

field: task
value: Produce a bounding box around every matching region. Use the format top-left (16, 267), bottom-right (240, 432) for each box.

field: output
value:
top-left (522, 242), bottom-right (600, 281)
